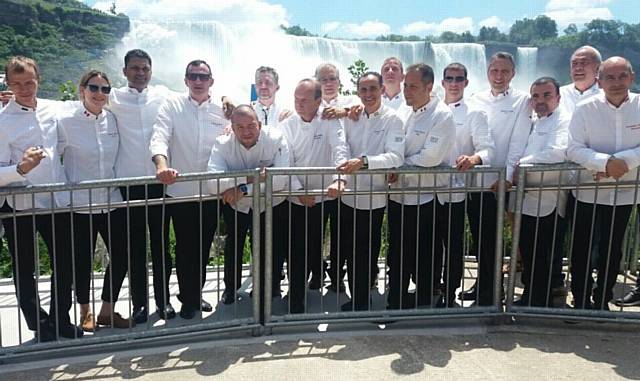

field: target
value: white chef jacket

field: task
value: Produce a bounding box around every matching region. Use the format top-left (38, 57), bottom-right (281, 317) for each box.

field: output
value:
top-left (567, 92), bottom-right (640, 205)
top-left (341, 104), bottom-right (405, 210)
top-left (149, 93), bottom-right (229, 198)
top-left (110, 85), bottom-right (174, 178)
top-left (0, 98), bottom-right (68, 210)
top-left (58, 105), bottom-right (122, 213)
top-left (518, 109), bottom-right (570, 217)
top-left (382, 91), bottom-right (404, 110)
top-left (279, 108), bottom-right (350, 205)
top-left (322, 94), bottom-right (360, 109)
top-left (559, 82), bottom-right (601, 115)
top-left (207, 126), bottom-right (290, 214)
top-left (469, 87), bottom-right (531, 184)
top-left (389, 98), bottom-right (455, 205)
top-left (444, 98), bottom-right (494, 201)
top-left (252, 100), bottom-right (289, 130)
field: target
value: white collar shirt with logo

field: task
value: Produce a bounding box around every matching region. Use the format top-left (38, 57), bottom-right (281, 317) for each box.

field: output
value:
top-left (149, 93), bottom-right (229, 198)
top-left (58, 105), bottom-right (122, 213)
top-left (109, 85), bottom-right (174, 178)
top-left (207, 126), bottom-right (291, 214)
top-left (445, 98), bottom-right (494, 198)
top-left (341, 104), bottom-right (405, 210)
top-left (518, 109), bottom-right (570, 217)
top-left (567, 92), bottom-right (640, 205)
top-left (0, 98), bottom-right (69, 210)
top-left (559, 82), bottom-right (601, 115)
top-left (389, 98), bottom-right (455, 205)
top-left (280, 109), bottom-right (350, 205)
top-left (469, 87), bottom-right (531, 184)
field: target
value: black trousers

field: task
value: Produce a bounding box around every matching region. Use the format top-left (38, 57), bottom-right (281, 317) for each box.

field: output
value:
top-left (519, 212), bottom-right (567, 307)
top-left (467, 191), bottom-right (498, 306)
top-left (570, 201), bottom-right (632, 309)
top-left (221, 202), bottom-right (289, 295)
top-left (387, 200), bottom-right (435, 309)
top-left (169, 200), bottom-right (219, 308)
top-left (325, 200), bottom-right (342, 285)
top-left (119, 185), bottom-right (171, 309)
top-left (1, 202), bottom-right (73, 330)
top-left (287, 200), bottom-right (336, 312)
top-left (434, 200), bottom-right (466, 305)
top-left (71, 209), bottom-right (129, 304)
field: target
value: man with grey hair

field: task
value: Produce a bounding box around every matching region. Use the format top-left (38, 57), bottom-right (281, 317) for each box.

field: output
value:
top-left (315, 62), bottom-right (360, 120)
top-left (559, 45), bottom-right (602, 114)
top-left (568, 56), bottom-right (639, 310)
top-left (252, 66), bottom-right (291, 129)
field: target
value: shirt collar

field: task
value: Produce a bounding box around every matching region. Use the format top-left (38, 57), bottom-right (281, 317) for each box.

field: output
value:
top-left (365, 104), bottom-right (385, 119)
top-left (7, 97), bottom-right (37, 113)
top-left (127, 86), bottom-right (149, 95)
top-left (604, 93), bottom-right (631, 109)
top-left (574, 82), bottom-right (599, 95)
top-left (383, 91), bottom-right (402, 101)
top-left (79, 104), bottom-right (106, 120)
top-left (188, 94), bottom-right (212, 107)
top-left (412, 97), bottom-right (437, 116)
top-left (490, 87), bottom-right (511, 99)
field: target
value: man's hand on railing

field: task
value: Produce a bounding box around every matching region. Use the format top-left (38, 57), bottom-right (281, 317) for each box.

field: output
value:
top-left (18, 146), bottom-right (46, 175)
top-left (155, 166), bottom-right (178, 185)
top-left (337, 158), bottom-right (364, 174)
top-left (387, 173), bottom-right (398, 184)
top-left (605, 157), bottom-right (629, 180)
top-left (298, 194), bottom-right (316, 207)
top-left (455, 154), bottom-right (481, 171)
top-left (221, 186), bottom-right (245, 205)
top-left (326, 179), bottom-right (346, 198)
top-left (246, 167), bottom-right (266, 184)
top-left (490, 179), bottom-right (512, 193)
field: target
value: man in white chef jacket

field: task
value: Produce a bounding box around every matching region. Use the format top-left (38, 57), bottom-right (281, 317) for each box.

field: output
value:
top-left (150, 59), bottom-right (228, 319)
top-left (559, 46), bottom-right (602, 115)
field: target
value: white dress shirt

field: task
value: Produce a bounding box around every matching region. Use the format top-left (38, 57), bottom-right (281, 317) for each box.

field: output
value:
top-left (445, 98), bottom-right (494, 201)
top-left (280, 108), bottom-right (350, 205)
top-left (341, 104), bottom-right (405, 210)
top-left (0, 98), bottom-right (68, 210)
top-left (567, 92), bottom-right (640, 205)
top-left (110, 85), bottom-right (174, 178)
top-left (252, 100), bottom-right (288, 130)
top-left (469, 87), bottom-right (531, 183)
top-left (518, 109), bottom-right (570, 217)
top-left (559, 82), bottom-right (601, 115)
top-left (207, 126), bottom-right (290, 213)
top-left (149, 93), bottom-right (229, 198)
top-left (58, 105), bottom-right (122, 213)
top-left (389, 98), bottom-right (455, 205)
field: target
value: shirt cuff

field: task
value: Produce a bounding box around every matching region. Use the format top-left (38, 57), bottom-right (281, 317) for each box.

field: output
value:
top-left (0, 164), bottom-right (27, 185)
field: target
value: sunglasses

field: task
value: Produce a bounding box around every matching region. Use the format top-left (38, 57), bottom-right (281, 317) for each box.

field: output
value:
top-left (443, 76), bottom-right (466, 83)
top-left (186, 73), bottom-right (212, 81)
top-left (86, 84), bottom-right (111, 94)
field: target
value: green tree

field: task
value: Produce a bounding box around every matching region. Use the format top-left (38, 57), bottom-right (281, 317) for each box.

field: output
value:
top-left (339, 59), bottom-right (368, 96)
top-left (477, 26), bottom-right (507, 42)
top-left (564, 23), bottom-right (578, 35)
top-left (58, 80), bottom-right (77, 101)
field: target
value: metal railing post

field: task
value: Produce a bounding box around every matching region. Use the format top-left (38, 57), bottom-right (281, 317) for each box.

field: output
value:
top-left (506, 165), bottom-right (527, 312)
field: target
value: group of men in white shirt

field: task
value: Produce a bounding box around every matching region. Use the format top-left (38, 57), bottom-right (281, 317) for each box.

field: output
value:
top-left (1, 44), bottom-right (639, 342)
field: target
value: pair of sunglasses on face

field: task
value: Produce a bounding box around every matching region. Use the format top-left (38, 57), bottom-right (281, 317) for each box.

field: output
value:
top-left (85, 84), bottom-right (112, 94)
top-left (186, 73), bottom-right (212, 81)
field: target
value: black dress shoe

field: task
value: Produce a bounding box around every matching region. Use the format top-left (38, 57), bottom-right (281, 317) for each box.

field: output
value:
top-left (57, 322), bottom-right (84, 339)
top-left (222, 291), bottom-right (236, 305)
top-left (179, 305), bottom-right (197, 319)
top-left (614, 286), bottom-right (640, 307)
top-left (157, 304), bottom-right (176, 320)
top-left (327, 282), bottom-right (346, 293)
top-left (458, 284), bottom-right (477, 301)
top-left (132, 306), bottom-right (148, 324)
top-left (37, 322), bottom-right (57, 343)
top-left (201, 299), bottom-right (213, 312)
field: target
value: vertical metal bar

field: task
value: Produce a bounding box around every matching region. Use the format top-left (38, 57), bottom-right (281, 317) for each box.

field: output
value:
top-left (198, 181), bottom-right (204, 318)
top-left (49, 191), bottom-right (60, 338)
top-left (260, 169), bottom-right (269, 322)
top-left (494, 169), bottom-right (506, 309)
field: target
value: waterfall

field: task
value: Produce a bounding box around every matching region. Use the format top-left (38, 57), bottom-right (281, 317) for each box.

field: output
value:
top-left (514, 47), bottom-right (539, 93)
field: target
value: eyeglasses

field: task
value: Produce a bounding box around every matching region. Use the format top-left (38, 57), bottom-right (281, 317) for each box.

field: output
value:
top-left (443, 76), bottom-right (466, 83)
top-left (86, 84), bottom-right (111, 94)
top-left (187, 73), bottom-right (212, 81)
top-left (319, 76), bottom-right (338, 84)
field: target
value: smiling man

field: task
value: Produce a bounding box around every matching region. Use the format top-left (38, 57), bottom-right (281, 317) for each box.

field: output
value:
top-left (559, 46), bottom-right (602, 115)
top-left (150, 59), bottom-right (229, 319)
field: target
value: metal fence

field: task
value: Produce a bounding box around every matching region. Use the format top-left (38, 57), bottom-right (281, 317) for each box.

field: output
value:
top-left (1, 164), bottom-right (640, 360)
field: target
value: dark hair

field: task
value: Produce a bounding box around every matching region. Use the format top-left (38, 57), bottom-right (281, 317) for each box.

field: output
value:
top-left (443, 62), bottom-right (468, 79)
top-left (124, 49), bottom-right (152, 68)
top-left (356, 71), bottom-right (383, 87)
top-left (488, 52), bottom-right (515, 70)
top-left (406, 63), bottom-right (434, 85)
top-left (78, 70), bottom-right (111, 99)
top-left (530, 76), bottom-right (560, 95)
top-left (298, 78), bottom-right (322, 100)
top-left (184, 59), bottom-right (212, 77)
top-left (4, 55), bottom-right (40, 82)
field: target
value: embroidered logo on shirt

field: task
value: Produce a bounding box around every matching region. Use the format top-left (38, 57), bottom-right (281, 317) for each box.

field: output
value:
top-left (625, 123), bottom-right (640, 130)
top-left (500, 109), bottom-right (514, 113)
top-left (429, 136), bottom-right (439, 143)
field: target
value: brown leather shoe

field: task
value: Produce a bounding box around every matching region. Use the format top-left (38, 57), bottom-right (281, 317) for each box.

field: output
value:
top-left (81, 311), bottom-right (97, 332)
top-left (97, 312), bottom-right (135, 329)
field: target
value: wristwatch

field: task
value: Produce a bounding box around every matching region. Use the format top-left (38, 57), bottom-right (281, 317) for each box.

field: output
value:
top-left (361, 156), bottom-right (369, 169)
top-left (16, 162), bottom-right (26, 176)
top-left (238, 184), bottom-right (248, 195)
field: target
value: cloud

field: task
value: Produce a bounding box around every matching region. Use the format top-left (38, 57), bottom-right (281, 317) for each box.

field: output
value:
top-left (91, 0), bottom-right (289, 27)
top-left (544, 0), bottom-right (613, 29)
top-left (321, 20), bottom-right (391, 38)
top-left (400, 17), bottom-right (474, 35)
top-left (478, 16), bottom-right (510, 32)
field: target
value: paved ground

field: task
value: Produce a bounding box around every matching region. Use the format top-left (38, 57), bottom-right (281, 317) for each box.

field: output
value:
top-left (1, 319), bottom-right (639, 380)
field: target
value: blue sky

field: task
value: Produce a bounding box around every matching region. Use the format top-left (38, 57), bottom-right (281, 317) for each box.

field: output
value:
top-left (84, 0), bottom-right (640, 39)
